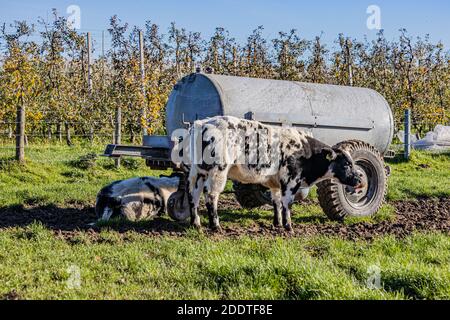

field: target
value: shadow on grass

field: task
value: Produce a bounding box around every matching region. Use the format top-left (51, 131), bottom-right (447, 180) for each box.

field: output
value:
top-left (218, 204), bottom-right (329, 225)
top-left (0, 204), bottom-right (95, 232)
top-left (0, 201), bottom-right (392, 235)
top-left (0, 204), bottom-right (288, 234)
top-left (0, 204), bottom-right (188, 234)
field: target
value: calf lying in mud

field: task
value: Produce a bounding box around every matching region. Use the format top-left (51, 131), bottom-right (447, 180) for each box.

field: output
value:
top-left (95, 175), bottom-right (180, 222)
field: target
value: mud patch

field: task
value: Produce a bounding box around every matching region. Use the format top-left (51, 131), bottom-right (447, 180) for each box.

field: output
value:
top-left (286, 197), bottom-right (450, 240)
top-left (0, 198), bottom-right (448, 241)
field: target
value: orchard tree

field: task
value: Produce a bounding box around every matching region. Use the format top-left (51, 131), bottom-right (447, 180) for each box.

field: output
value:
top-left (272, 29), bottom-right (308, 81)
top-left (1, 16), bottom-right (449, 144)
top-left (1, 21), bottom-right (41, 162)
top-left (243, 26), bottom-right (273, 78)
top-left (143, 21), bottom-right (172, 133)
top-left (38, 10), bottom-right (86, 145)
top-left (306, 35), bottom-right (328, 83)
top-left (168, 22), bottom-right (187, 79)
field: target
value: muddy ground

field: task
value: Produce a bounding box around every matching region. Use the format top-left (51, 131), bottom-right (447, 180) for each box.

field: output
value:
top-left (0, 197), bottom-right (448, 241)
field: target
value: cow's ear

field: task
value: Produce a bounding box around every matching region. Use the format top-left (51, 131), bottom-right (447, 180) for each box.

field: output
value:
top-left (324, 148), bottom-right (337, 161)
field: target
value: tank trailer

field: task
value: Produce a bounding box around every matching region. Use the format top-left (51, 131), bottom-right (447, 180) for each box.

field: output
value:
top-left (104, 72), bottom-right (394, 221)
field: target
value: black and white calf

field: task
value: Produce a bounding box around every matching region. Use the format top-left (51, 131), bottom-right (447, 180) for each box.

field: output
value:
top-left (185, 116), bottom-right (363, 232)
top-left (95, 176), bottom-right (180, 222)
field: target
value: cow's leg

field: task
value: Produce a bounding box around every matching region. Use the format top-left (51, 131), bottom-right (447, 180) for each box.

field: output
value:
top-left (188, 168), bottom-right (205, 229)
top-left (205, 193), bottom-right (221, 232)
top-left (204, 168), bottom-right (229, 232)
top-left (281, 197), bottom-right (293, 232)
top-left (281, 180), bottom-right (300, 232)
top-left (271, 188), bottom-right (282, 228)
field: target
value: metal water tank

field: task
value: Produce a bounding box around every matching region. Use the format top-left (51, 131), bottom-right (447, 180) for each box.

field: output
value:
top-left (165, 73), bottom-right (394, 154)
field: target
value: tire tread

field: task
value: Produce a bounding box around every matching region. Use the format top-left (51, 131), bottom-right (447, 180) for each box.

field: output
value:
top-left (317, 140), bottom-right (387, 221)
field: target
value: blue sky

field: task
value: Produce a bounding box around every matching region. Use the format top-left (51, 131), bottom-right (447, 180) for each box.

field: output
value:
top-left (1, 0), bottom-right (449, 50)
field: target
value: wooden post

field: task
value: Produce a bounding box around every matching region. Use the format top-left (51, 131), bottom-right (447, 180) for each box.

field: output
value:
top-left (102, 30), bottom-right (105, 87)
top-left (282, 41), bottom-right (288, 80)
top-left (15, 103), bottom-right (25, 163)
top-left (102, 30), bottom-right (105, 58)
top-left (139, 30), bottom-right (148, 136)
top-left (57, 121), bottom-right (62, 143)
top-left (404, 109), bottom-right (411, 160)
top-left (232, 46), bottom-right (237, 76)
top-left (87, 32), bottom-right (93, 92)
top-left (47, 123), bottom-right (52, 141)
top-left (114, 106), bottom-right (122, 168)
top-left (65, 122), bottom-right (73, 146)
top-left (87, 32), bottom-right (94, 144)
top-left (346, 38), bottom-right (353, 86)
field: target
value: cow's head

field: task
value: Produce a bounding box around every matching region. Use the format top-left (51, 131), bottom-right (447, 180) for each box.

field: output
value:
top-left (326, 148), bottom-right (363, 189)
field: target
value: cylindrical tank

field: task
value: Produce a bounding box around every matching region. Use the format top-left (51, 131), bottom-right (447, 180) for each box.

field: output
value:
top-left (165, 73), bottom-right (394, 154)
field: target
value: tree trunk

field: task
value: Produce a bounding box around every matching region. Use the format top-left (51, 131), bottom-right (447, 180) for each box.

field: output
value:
top-left (89, 124), bottom-right (94, 145)
top-left (129, 124), bottom-right (135, 144)
top-left (47, 124), bottom-right (52, 141)
top-left (65, 122), bottom-right (73, 146)
top-left (57, 122), bottom-right (62, 143)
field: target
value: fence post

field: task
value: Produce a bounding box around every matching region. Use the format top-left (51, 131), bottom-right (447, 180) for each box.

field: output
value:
top-left (114, 106), bottom-right (122, 168)
top-left (346, 38), bottom-right (353, 86)
top-left (15, 103), bottom-right (25, 163)
top-left (139, 30), bottom-right (148, 136)
top-left (87, 32), bottom-right (93, 92)
top-left (404, 109), bottom-right (411, 160)
top-left (87, 32), bottom-right (94, 144)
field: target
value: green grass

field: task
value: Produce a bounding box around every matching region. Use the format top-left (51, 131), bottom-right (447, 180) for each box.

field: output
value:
top-left (0, 224), bottom-right (448, 300)
top-left (0, 144), bottom-right (449, 300)
top-left (0, 143), bottom-right (166, 207)
top-left (386, 151), bottom-right (450, 201)
top-left (0, 144), bottom-right (447, 207)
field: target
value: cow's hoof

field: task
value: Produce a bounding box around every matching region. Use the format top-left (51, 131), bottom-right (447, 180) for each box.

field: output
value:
top-left (210, 225), bottom-right (223, 233)
top-left (272, 224), bottom-right (282, 231)
top-left (191, 223), bottom-right (203, 232)
top-left (284, 224), bottom-right (293, 233)
top-left (273, 220), bottom-right (282, 228)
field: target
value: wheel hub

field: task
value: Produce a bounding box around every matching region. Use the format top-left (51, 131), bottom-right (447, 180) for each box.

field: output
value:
top-left (344, 163), bottom-right (374, 207)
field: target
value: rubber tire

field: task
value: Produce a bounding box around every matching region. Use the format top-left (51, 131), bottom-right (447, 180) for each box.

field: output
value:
top-left (233, 182), bottom-right (272, 209)
top-left (317, 140), bottom-right (387, 221)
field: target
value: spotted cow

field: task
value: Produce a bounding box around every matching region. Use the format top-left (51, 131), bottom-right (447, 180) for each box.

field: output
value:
top-left (95, 175), bottom-right (180, 222)
top-left (185, 116), bottom-right (363, 232)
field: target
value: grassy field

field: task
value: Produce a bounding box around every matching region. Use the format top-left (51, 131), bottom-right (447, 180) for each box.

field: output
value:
top-left (0, 144), bottom-right (449, 300)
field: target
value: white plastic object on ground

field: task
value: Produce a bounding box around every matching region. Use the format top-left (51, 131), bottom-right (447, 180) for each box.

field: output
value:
top-left (412, 125), bottom-right (450, 150)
